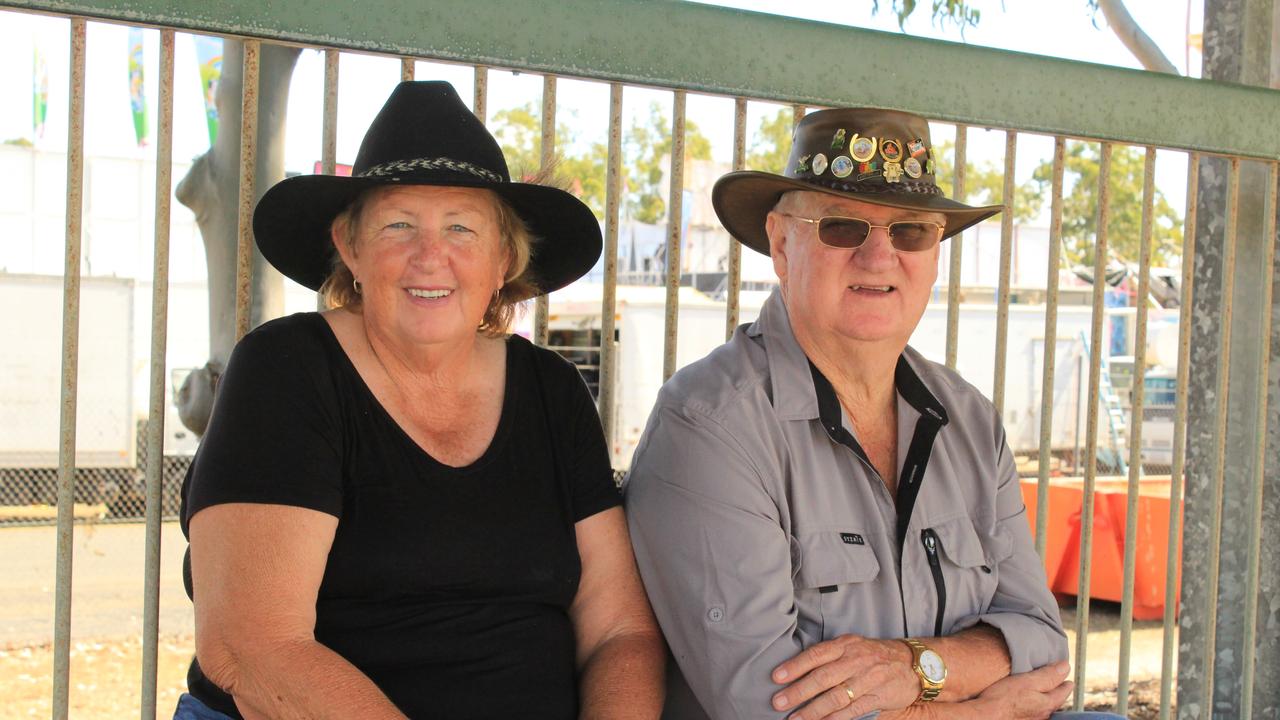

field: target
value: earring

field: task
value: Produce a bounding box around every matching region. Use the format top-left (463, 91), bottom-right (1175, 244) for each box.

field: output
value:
top-left (353, 279), bottom-right (363, 295)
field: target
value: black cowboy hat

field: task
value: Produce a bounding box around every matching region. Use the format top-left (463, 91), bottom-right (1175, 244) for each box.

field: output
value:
top-left (712, 108), bottom-right (1002, 255)
top-left (254, 81), bottom-right (601, 298)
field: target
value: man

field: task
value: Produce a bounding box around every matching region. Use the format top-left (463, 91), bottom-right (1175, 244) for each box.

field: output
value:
top-left (625, 108), bottom-right (1097, 720)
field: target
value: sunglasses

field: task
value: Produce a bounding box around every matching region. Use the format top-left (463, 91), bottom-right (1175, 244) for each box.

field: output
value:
top-left (777, 213), bottom-right (944, 253)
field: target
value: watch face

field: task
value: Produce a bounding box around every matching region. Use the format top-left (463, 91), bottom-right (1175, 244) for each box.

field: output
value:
top-left (919, 649), bottom-right (946, 683)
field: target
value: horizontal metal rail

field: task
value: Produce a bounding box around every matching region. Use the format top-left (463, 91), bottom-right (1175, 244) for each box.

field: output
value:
top-left (6, 0), bottom-right (1280, 158)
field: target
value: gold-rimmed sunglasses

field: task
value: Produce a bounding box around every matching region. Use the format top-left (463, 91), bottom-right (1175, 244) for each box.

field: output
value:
top-left (777, 213), bottom-right (944, 253)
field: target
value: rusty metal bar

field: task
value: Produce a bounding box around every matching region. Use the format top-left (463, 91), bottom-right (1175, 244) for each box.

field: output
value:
top-left (598, 82), bottom-right (623, 447)
top-left (52, 18), bottom-right (86, 719)
top-left (946, 125), bottom-right (967, 370)
top-left (139, 28), bottom-right (175, 720)
top-left (322, 49), bottom-right (339, 176)
top-left (663, 90), bottom-right (687, 381)
top-left (400, 56), bottom-right (414, 82)
top-left (234, 40), bottom-right (259, 341)
top-left (992, 131), bottom-right (1016, 416)
top-left (1159, 153), bottom-right (1199, 720)
top-left (1035, 136), bottom-right (1066, 559)
top-left (534, 74), bottom-right (555, 346)
top-left (1200, 157), bottom-right (1240, 708)
top-left (792, 103), bottom-right (805, 128)
top-left (726, 97), bottom-right (746, 340)
top-left (1073, 141), bottom-right (1112, 710)
top-left (473, 65), bottom-right (487, 122)
top-left (1239, 160), bottom-right (1278, 719)
top-left (1116, 145), bottom-right (1156, 715)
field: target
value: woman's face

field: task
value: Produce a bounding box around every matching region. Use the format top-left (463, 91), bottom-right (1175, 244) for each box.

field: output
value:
top-left (334, 185), bottom-right (510, 348)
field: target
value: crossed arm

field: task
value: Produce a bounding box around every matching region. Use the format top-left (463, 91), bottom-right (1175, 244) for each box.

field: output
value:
top-left (190, 503), bottom-right (664, 719)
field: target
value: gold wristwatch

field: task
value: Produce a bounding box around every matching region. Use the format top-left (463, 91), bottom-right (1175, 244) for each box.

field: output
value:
top-left (902, 638), bottom-right (946, 703)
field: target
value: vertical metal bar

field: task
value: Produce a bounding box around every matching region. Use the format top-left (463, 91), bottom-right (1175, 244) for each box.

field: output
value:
top-left (1116, 146), bottom-right (1157, 715)
top-left (726, 97), bottom-right (746, 341)
top-left (400, 57), bottom-right (414, 82)
top-left (1239, 160), bottom-right (1278, 720)
top-left (234, 40), bottom-right (259, 342)
top-left (533, 74), bottom-right (555, 346)
top-left (139, 29), bottom-right (175, 720)
top-left (1200, 157), bottom-right (1240, 709)
top-left (946, 125), bottom-right (967, 370)
top-left (1159, 153), bottom-right (1199, 720)
top-left (321, 49), bottom-right (339, 176)
top-left (473, 66), bottom-right (488, 123)
top-left (792, 103), bottom-right (805, 129)
top-left (662, 90), bottom-right (687, 381)
top-left (1035, 136), bottom-right (1066, 559)
top-left (598, 83), bottom-right (623, 448)
top-left (52, 18), bottom-right (86, 719)
top-left (993, 131), bottom-right (1017, 416)
top-left (1073, 141), bottom-right (1113, 711)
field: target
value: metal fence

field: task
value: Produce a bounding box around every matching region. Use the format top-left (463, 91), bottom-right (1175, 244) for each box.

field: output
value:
top-left (0, 1), bottom-right (1277, 719)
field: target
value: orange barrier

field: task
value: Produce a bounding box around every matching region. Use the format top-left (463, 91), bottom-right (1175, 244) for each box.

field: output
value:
top-left (1020, 477), bottom-right (1182, 620)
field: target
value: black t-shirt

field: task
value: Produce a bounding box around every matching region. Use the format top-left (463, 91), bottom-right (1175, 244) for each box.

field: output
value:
top-left (180, 313), bottom-right (620, 719)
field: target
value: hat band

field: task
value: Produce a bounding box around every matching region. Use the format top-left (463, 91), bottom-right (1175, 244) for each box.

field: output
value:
top-left (800, 176), bottom-right (943, 196)
top-left (356, 156), bottom-right (504, 183)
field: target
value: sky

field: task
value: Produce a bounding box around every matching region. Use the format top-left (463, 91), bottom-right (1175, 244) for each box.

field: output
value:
top-left (0, 0), bottom-right (1204, 222)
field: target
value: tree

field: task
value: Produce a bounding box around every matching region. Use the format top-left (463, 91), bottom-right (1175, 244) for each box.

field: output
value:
top-left (489, 100), bottom-right (711, 226)
top-left (1029, 142), bottom-right (1182, 267)
top-left (930, 140), bottom-right (1041, 225)
top-left (746, 108), bottom-right (794, 174)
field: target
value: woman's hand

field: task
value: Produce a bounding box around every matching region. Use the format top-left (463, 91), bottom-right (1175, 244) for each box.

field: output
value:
top-left (769, 634), bottom-right (919, 719)
top-left (969, 661), bottom-right (1073, 720)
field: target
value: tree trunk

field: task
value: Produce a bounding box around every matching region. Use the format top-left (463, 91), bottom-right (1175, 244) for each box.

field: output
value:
top-left (174, 41), bottom-right (300, 435)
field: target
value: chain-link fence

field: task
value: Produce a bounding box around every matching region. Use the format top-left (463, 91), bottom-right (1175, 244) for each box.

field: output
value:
top-left (0, 420), bottom-right (191, 526)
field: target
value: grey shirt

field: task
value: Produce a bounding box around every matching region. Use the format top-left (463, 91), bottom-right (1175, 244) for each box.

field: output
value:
top-left (623, 289), bottom-right (1067, 720)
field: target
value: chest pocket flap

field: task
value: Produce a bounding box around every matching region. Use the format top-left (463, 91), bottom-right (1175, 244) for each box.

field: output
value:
top-left (932, 515), bottom-right (1013, 569)
top-left (793, 530), bottom-right (881, 589)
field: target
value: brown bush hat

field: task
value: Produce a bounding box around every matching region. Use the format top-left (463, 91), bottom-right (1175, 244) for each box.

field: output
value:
top-left (712, 108), bottom-right (1002, 255)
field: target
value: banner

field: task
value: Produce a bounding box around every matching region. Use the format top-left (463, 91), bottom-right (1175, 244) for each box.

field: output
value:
top-left (193, 36), bottom-right (223, 146)
top-left (128, 28), bottom-right (148, 146)
top-left (33, 45), bottom-right (48, 140)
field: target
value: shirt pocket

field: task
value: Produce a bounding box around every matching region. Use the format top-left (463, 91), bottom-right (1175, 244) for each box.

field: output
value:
top-left (930, 515), bottom-right (1010, 632)
top-left (793, 529), bottom-right (881, 641)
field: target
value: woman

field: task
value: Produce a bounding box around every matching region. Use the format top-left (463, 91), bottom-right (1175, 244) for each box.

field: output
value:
top-left (176, 81), bottom-right (664, 720)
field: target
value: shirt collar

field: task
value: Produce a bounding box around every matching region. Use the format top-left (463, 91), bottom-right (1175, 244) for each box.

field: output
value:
top-left (747, 287), bottom-right (950, 425)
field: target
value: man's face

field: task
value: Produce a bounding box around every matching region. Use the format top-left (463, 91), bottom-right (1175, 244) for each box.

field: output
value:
top-left (765, 192), bottom-right (944, 348)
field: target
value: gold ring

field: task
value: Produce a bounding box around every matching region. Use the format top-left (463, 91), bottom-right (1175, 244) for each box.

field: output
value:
top-left (843, 683), bottom-right (855, 702)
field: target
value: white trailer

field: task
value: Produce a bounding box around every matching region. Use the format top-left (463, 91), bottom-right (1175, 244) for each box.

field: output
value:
top-left (549, 284), bottom-right (1131, 470)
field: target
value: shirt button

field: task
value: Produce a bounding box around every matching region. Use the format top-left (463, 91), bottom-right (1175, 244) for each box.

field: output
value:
top-left (707, 606), bottom-right (725, 622)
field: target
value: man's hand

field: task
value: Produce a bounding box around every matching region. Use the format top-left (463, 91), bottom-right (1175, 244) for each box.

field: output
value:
top-left (969, 661), bottom-right (1072, 720)
top-left (770, 634), bottom-right (919, 720)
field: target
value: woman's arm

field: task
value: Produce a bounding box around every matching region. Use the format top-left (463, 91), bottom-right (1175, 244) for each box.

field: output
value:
top-left (190, 503), bottom-right (406, 720)
top-left (569, 507), bottom-right (666, 720)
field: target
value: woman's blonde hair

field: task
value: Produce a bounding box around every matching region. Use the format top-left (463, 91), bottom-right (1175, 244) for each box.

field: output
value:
top-left (319, 183), bottom-right (540, 336)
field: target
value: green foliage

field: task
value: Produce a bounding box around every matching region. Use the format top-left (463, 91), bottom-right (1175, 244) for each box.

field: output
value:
top-left (930, 140), bottom-right (1040, 224)
top-left (1030, 142), bottom-right (1183, 268)
top-left (746, 108), bottom-right (795, 174)
top-left (870, 0), bottom-right (982, 31)
top-left (488, 101), bottom-right (711, 224)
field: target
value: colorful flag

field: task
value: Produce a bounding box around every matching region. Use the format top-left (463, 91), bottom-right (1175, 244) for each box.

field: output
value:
top-left (193, 36), bottom-right (222, 146)
top-left (128, 28), bottom-right (148, 146)
top-left (33, 45), bottom-right (48, 140)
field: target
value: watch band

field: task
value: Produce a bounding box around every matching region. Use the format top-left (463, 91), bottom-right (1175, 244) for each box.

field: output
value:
top-left (902, 638), bottom-right (945, 704)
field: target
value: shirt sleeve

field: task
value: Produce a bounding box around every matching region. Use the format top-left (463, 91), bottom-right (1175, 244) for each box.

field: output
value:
top-left (624, 404), bottom-right (799, 720)
top-left (950, 421), bottom-right (1069, 672)
top-left (563, 361), bottom-right (621, 522)
top-left (183, 319), bottom-right (345, 524)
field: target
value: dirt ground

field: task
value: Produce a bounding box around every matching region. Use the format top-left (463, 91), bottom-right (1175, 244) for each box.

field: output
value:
top-left (1, 522), bottom-right (1176, 718)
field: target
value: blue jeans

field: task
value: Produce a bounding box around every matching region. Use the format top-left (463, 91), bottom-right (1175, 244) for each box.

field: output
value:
top-left (173, 693), bottom-right (233, 720)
